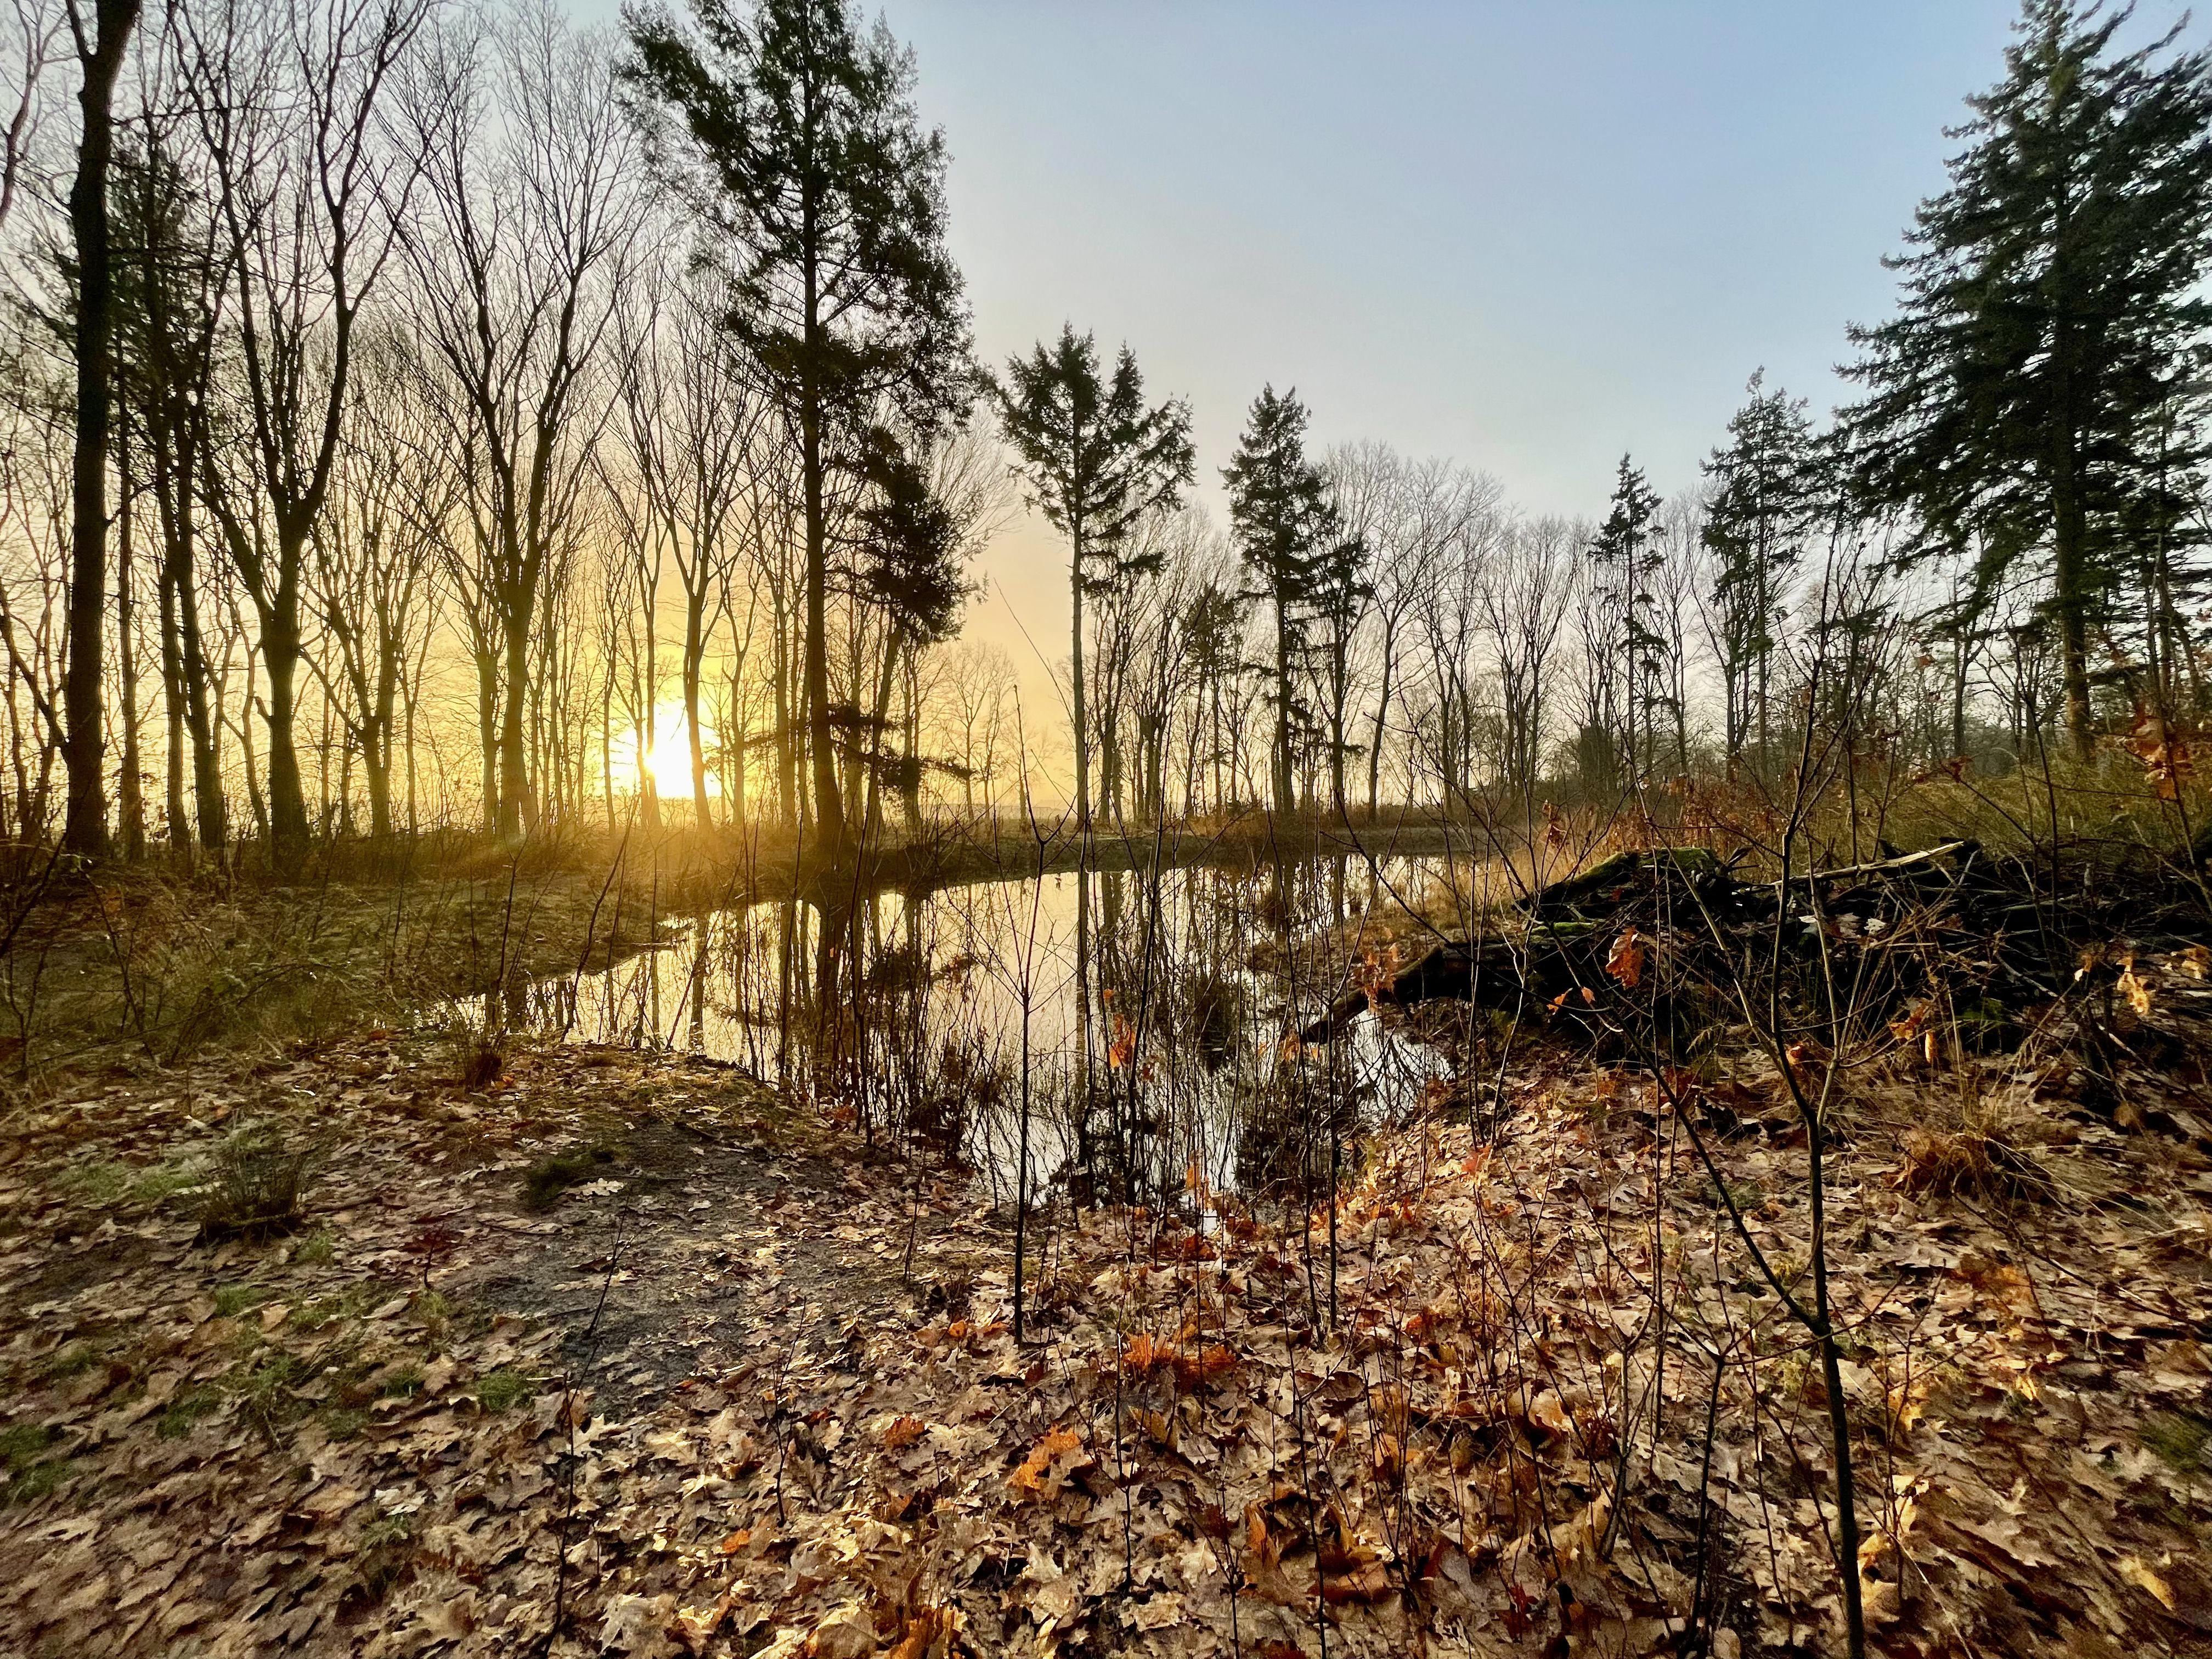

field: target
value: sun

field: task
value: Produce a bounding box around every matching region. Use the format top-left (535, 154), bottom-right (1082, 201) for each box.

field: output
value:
top-left (612, 702), bottom-right (720, 799)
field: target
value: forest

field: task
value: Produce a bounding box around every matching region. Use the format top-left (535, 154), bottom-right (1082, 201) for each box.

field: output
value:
top-left (1, 0), bottom-right (2211, 1656)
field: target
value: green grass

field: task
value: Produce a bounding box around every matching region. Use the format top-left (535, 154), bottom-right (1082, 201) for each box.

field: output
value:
top-left (156, 1386), bottom-right (223, 1440)
top-left (233, 1352), bottom-right (309, 1435)
top-left (212, 1283), bottom-right (276, 1319)
top-left (2, 1424), bottom-right (64, 1505)
top-left (520, 1143), bottom-right (622, 1211)
top-left (377, 1365), bottom-right (425, 1400)
top-left (2141, 1410), bottom-right (2209, 1477)
top-left (58, 1161), bottom-right (127, 1204)
top-left (294, 1230), bottom-right (337, 1267)
top-left (286, 1284), bottom-right (383, 1334)
top-left (322, 1407), bottom-right (370, 1442)
top-left (41, 1344), bottom-right (98, 1381)
top-left (126, 1159), bottom-right (201, 1207)
top-left (475, 1369), bottom-right (536, 1413)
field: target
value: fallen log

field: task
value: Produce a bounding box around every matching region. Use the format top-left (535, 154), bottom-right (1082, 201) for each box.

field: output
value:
top-left (1298, 938), bottom-right (1513, 1042)
top-left (1303, 840), bottom-right (2002, 1045)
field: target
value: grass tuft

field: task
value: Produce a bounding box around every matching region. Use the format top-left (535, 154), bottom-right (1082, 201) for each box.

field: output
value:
top-left (475, 1369), bottom-right (535, 1413)
top-left (520, 1143), bottom-right (620, 1211)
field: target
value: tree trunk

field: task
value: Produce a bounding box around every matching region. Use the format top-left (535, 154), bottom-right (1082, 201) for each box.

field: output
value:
top-left (2052, 445), bottom-right (2095, 761)
top-left (475, 640), bottom-right (499, 832)
top-left (801, 393), bottom-right (842, 856)
top-left (498, 595), bottom-right (533, 838)
top-left (1273, 602), bottom-right (1294, 816)
top-left (1367, 616), bottom-right (1394, 817)
top-left (115, 446), bottom-right (143, 859)
top-left (155, 544), bottom-right (190, 859)
top-left (165, 471), bottom-right (223, 851)
top-left (261, 590), bottom-right (309, 866)
top-left (684, 588), bottom-right (711, 831)
top-left (61, 0), bottom-right (140, 855)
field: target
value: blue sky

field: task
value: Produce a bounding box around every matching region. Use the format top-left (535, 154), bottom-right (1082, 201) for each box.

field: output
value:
top-left (582, 0), bottom-right (2204, 707)
top-left (876, 0), bottom-right (2195, 513)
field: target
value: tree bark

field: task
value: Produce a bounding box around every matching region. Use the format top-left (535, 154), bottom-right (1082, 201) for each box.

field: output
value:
top-left (115, 437), bottom-right (142, 858)
top-left (498, 592), bottom-right (534, 838)
top-left (60, 0), bottom-right (141, 855)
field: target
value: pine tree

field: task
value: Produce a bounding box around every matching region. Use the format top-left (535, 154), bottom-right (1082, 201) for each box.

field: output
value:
top-left (1841, 0), bottom-right (2212, 758)
top-left (1223, 386), bottom-right (1345, 815)
top-left (994, 326), bottom-right (1193, 837)
top-left (1587, 456), bottom-right (1667, 789)
top-left (1702, 371), bottom-right (1822, 774)
top-left (622, 0), bottom-right (971, 855)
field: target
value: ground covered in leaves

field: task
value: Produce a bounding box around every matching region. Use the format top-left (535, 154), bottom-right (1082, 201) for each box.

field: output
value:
top-left (1, 973), bottom-right (2210, 1657)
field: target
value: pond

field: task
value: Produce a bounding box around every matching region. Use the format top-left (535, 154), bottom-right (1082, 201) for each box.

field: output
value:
top-left (451, 851), bottom-right (1468, 1205)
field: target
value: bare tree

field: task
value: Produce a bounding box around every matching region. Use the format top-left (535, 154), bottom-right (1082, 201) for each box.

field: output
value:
top-left (309, 330), bottom-right (441, 836)
top-left (1480, 514), bottom-right (1577, 804)
top-left (611, 245), bottom-right (763, 830)
top-left (403, 0), bottom-right (641, 838)
top-left (183, 0), bottom-right (431, 865)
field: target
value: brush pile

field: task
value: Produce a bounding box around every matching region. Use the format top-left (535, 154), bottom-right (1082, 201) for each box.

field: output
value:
top-left (1305, 837), bottom-right (2212, 1069)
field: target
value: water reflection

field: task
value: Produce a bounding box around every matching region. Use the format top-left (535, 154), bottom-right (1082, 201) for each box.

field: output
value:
top-left (460, 855), bottom-right (1455, 1204)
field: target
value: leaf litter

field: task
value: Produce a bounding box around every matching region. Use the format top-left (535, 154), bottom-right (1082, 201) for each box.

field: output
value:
top-left (0, 974), bottom-right (2206, 1657)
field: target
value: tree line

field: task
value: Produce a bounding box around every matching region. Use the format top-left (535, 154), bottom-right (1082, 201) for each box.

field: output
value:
top-left (2, 0), bottom-right (2209, 867)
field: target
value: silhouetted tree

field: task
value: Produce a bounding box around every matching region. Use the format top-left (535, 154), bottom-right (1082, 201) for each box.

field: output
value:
top-left (1587, 455), bottom-right (1667, 788)
top-left (622, 0), bottom-right (970, 859)
top-left (1223, 385), bottom-right (1351, 814)
top-left (1842, 0), bottom-right (2212, 758)
top-left (994, 326), bottom-right (1192, 838)
top-left (60, 0), bottom-right (142, 855)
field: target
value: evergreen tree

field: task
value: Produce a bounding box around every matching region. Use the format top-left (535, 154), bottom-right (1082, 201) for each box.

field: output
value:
top-left (1702, 370), bottom-right (1821, 773)
top-left (1841, 0), bottom-right (2212, 757)
top-left (1587, 456), bottom-right (1667, 788)
top-left (994, 326), bottom-right (1193, 836)
top-left (1222, 386), bottom-right (1353, 814)
top-left (622, 0), bottom-right (971, 855)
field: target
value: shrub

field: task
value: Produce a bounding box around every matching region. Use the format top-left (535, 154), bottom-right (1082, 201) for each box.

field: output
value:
top-left (199, 1125), bottom-right (311, 1241)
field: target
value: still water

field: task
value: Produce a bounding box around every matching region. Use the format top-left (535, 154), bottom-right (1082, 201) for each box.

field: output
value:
top-left (455, 854), bottom-right (1460, 1201)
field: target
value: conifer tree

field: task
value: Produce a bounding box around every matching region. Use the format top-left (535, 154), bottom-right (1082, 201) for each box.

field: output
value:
top-left (623, 0), bottom-right (971, 855)
top-left (994, 326), bottom-right (1193, 836)
top-left (1842, 0), bottom-right (2212, 757)
top-left (1587, 456), bottom-right (1666, 788)
top-left (1703, 371), bottom-right (1821, 773)
top-left (1223, 386), bottom-right (1345, 814)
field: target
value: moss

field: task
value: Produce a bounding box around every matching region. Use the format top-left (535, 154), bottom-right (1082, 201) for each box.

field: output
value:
top-left (520, 1143), bottom-right (621, 1211)
top-left (475, 1369), bottom-right (535, 1413)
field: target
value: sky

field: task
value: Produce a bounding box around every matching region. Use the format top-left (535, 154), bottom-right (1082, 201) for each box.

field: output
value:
top-left (581, 0), bottom-right (2205, 732)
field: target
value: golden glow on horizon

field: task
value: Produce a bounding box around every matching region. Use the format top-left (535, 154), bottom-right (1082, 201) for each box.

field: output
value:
top-left (611, 702), bottom-right (719, 799)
